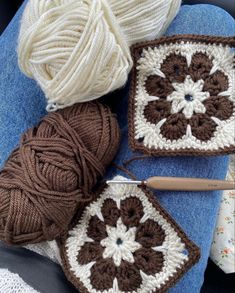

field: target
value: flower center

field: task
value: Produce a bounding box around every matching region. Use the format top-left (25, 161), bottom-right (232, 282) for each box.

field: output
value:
top-left (184, 94), bottom-right (194, 102)
top-left (116, 238), bottom-right (123, 246)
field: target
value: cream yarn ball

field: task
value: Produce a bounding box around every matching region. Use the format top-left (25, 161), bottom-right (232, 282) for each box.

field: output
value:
top-left (109, 0), bottom-right (181, 45)
top-left (18, 0), bottom-right (132, 111)
top-left (18, 0), bottom-right (181, 111)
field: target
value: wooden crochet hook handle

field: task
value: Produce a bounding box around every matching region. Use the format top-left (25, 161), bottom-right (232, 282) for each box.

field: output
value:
top-left (145, 177), bottom-right (235, 191)
top-left (107, 177), bottom-right (235, 191)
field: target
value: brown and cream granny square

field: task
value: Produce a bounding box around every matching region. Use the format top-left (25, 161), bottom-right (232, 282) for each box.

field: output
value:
top-left (59, 176), bottom-right (200, 293)
top-left (129, 35), bottom-right (235, 156)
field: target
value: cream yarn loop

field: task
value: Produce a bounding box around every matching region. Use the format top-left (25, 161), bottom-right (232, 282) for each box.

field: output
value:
top-left (18, 0), bottom-right (181, 110)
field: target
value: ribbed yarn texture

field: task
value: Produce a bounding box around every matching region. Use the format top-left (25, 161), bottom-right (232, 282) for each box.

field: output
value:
top-left (18, 0), bottom-right (181, 110)
top-left (0, 101), bottom-right (120, 245)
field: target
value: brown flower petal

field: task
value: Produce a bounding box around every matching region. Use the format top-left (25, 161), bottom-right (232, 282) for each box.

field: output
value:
top-left (203, 70), bottom-right (229, 96)
top-left (160, 113), bottom-right (188, 141)
top-left (87, 216), bottom-right (107, 241)
top-left (189, 52), bottom-right (213, 82)
top-left (136, 219), bottom-right (165, 248)
top-left (134, 247), bottom-right (164, 275)
top-left (145, 75), bottom-right (174, 98)
top-left (77, 242), bottom-right (103, 265)
top-left (121, 197), bottom-right (144, 227)
top-left (101, 198), bottom-right (120, 226)
top-left (204, 96), bottom-right (234, 121)
top-left (144, 100), bottom-right (172, 125)
top-left (116, 261), bottom-right (142, 292)
top-left (189, 114), bottom-right (217, 141)
top-left (161, 53), bottom-right (188, 83)
top-left (90, 259), bottom-right (116, 290)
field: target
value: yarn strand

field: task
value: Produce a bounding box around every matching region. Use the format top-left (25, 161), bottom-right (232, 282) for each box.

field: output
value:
top-left (0, 102), bottom-right (120, 245)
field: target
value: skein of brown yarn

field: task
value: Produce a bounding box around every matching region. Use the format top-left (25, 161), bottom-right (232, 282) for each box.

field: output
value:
top-left (0, 101), bottom-right (120, 245)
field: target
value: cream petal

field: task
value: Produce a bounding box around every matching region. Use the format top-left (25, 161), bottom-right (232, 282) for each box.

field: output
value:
top-left (197, 93), bottom-right (209, 102)
top-left (106, 225), bottom-right (117, 238)
top-left (124, 240), bottom-right (142, 252)
top-left (192, 79), bottom-right (204, 92)
top-left (186, 54), bottom-right (192, 68)
top-left (171, 100), bottom-right (179, 113)
top-left (183, 104), bottom-right (194, 119)
top-left (114, 198), bottom-right (121, 209)
top-left (102, 245), bottom-right (116, 259)
top-left (140, 213), bottom-right (150, 223)
top-left (96, 210), bottom-right (104, 221)
top-left (211, 116), bottom-right (222, 126)
top-left (156, 118), bottom-right (167, 130)
top-left (210, 63), bottom-right (219, 75)
top-left (171, 100), bottom-right (185, 113)
top-left (116, 218), bottom-right (127, 234)
top-left (177, 100), bottom-right (187, 112)
top-left (193, 101), bottom-right (206, 114)
top-left (147, 95), bottom-right (160, 102)
top-left (153, 245), bottom-right (167, 252)
top-left (167, 92), bottom-right (183, 102)
top-left (113, 278), bottom-right (119, 293)
top-left (125, 227), bottom-right (137, 241)
top-left (186, 124), bottom-right (192, 138)
top-left (84, 236), bottom-right (94, 243)
top-left (101, 237), bottom-right (113, 248)
top-left (120, 249), bottom-right (135, 263)
top-left (113, 249), bottom-right (122, 266)
top-left (219, 90), bottom-right (231, 97)
top-left (154, 68), bottom-right (166, 78)
top-left (172, 82), bottom-right (184, 93)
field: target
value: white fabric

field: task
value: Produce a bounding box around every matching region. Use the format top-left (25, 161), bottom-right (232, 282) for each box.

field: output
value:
top-left (0, 269), bottom-right (40, 293)
top-left (25, 240), bottom-right (61, 264)
top-left (18, 0), bottom-right (181, 111)
top-left (210, 155), bottom-right (235, 274)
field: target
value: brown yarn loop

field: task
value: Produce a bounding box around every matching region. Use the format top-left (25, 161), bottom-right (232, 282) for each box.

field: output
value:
top-left (0, 101), bottom-right (120, 245)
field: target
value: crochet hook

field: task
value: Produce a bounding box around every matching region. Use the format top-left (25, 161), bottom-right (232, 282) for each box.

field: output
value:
top-left (106, 177), bottom-right (235, 191)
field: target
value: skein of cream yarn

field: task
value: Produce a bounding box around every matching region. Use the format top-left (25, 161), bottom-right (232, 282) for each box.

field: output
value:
top-left (108, 0), bottom-right (181, 45)
top-left (18, 0), bottom-right (181, 111)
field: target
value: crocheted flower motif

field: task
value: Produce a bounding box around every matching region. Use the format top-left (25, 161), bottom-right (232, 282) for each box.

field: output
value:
top-left (129, 35), bottom-right (235, 155)
top-left (60, 176), bottom-right (200, 293)
top-left (144, 52), bottom-right (232, 141)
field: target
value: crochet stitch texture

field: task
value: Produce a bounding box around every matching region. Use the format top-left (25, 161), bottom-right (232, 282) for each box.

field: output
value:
top-left (60, 176), bottom-right (200, 293)
top-left (129, 35), bottom-right (235, 156)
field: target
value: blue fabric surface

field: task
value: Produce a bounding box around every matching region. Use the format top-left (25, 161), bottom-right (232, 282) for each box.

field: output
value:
top-left (108, 4), bottom-right (234, 293)
top-left (0, 1), bottom-right (46, 166)
top-left (0, 3), bottom-right (234, 293)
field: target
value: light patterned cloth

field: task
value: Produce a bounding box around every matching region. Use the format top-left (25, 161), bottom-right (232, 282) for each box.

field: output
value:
top-left (210, 155), bottom-right (235, 273)
top-left (0, 269), bottom-right (39, 293)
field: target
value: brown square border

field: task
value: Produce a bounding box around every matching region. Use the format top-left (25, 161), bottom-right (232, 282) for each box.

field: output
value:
top-left (58, 182), bottom-right (200, 293)
top-left (128, 34), bottom-right (235, 156)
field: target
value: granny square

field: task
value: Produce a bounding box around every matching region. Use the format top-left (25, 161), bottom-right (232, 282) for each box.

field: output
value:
top-left (129, 35), bottom-right (235, 156)
top-left (59, 176), bottom-right (200, 293)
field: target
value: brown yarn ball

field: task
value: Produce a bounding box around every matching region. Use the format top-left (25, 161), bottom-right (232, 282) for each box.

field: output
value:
top-left (0, 101), bottom-right (120, 245)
